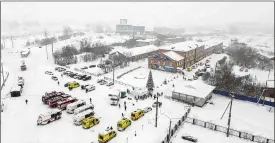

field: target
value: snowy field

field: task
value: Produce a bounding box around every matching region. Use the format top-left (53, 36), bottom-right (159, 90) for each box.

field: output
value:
top-left (1, 36), bottom-right (274, 143)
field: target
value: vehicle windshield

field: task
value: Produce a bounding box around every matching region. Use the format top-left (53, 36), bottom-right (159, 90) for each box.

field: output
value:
top-left (98, 135), bottom-right (104, 140)
top-left (131, 113), bottom-right (135, 117)
top-left (117, 123), bottom-right (122, 127)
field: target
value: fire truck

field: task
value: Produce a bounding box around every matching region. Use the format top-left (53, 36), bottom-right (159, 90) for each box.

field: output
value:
top-left (47, 94), bottom-right (71, 108)
top-left (57, 97), bottom-right (78, 110)
top-left (42, 91), bottom-right (65, 104)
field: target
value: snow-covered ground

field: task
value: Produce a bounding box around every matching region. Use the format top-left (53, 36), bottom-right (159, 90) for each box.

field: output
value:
top-left (1, 35), bottom-right (274, 143)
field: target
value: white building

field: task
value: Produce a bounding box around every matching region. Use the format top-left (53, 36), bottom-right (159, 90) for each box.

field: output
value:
top-left (172, 81), bottom-right (215, 107)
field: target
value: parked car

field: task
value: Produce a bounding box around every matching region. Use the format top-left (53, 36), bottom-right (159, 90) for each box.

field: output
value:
top-left (106, 82), bottom-right (114, 86)
top-left (245, 68), bottom-right (248, 72)
top-left (55, 67), bottom-right (66, 72)
top-left (152, 102), bottom-right (162, 107)
top-left (193, 75), bottom-right (198, 80)
top-left (99, 80), bottom-right (107, 85)
top-left (205, 63), bottom-right (211, 68)
top-left (78, 75), bottom-right (87, 80)
top-left (192, 65), bottom-right (196, 69)
top-left (51, 76), bottom-right (58, 81)
top-left (85, 85), bottom-right (95, 92)
top-left (37, 109), bottom-right (62, 125)
top-left (97, 79), bottom-right (104, 83)
top-left (206, 59), bottom-right (210, 63)
top-left (143, 107), bottom-right (152, 113)
top-left (181, 135), bottom-right (198, 142)
top-left (45, 71), bottom-right (53, 75)
top-left (83, 76), bottom-right (91, 81)
top-left (240, 67), bottom-right (244, 72)
top-left (81, 84), bottom-right (90, 90)
top-left (89, 65), bottom-right (96, 68)
top-left (81, 66), bottom-right (88, 70)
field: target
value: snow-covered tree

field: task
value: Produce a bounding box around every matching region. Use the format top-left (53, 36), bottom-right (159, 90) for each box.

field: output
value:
top-left (146, 70), bottom-right (155, 92)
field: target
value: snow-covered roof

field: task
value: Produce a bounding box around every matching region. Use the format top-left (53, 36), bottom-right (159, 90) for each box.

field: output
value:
top-left (173, 81), bottom-right (215, 99)
top-left (129, 45), bottom-right (159, 57)
top-left (203, 40), bottom-right (223, 49)
top-left (266, 80), bottom-right (274, 88)
top-left (159, 41), bottom-right (202, 52)
top-left (163, 51), bottom-right (184, 61)
top-left (136, 39), bottom-right (156, 43)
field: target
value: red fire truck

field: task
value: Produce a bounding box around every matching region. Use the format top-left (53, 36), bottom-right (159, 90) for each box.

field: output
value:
top-left (47, 94), bottom-right (71, 108)
top-left (42, 91), bottom-right (65, 104)
top-left (57, 97), bottom-right (78, 110)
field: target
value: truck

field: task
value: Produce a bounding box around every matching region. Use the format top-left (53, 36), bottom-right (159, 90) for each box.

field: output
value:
top-left (117, 118), bottom-right (131, 131)
top-left (57, 97), bottom-right (78, 110)
top-left (66, 100), bottom-right (86, 114)
top-left (82, 116), bottom-right (100, 129)
top-left (98, 129), bottom-right (117, 143)
top-left (73, 109), bottom-right (95, 125)
top-left (131, 109), bottom-right (144, 121)
top-left (42, 91), bottom-right (65, 104)
top-left (47, 94), bottom-right (71, 108)
top-left (74, 104), bottom-right (94, 115)
top-left (37, 109), bottom-right (62, 125)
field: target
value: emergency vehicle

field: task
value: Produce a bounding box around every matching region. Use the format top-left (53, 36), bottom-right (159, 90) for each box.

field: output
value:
top-left (37, 109), bottom-right (62, 125)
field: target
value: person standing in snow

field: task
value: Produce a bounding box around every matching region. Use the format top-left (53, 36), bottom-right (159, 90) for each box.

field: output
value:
top-left (122, 113), bottom-right (124, 117)
top-left (124, 105), bottom-right (127, 111)
top-left (61, 74), bottom-right (63, 78)
top-left (89, 98), bottom-right (92, 103)
top-left (57, 81), bottom-right (60, 86)
top-left (118, 104), bottom-right (121, 108)
top-left (25, 99), bottom-right (28, 105)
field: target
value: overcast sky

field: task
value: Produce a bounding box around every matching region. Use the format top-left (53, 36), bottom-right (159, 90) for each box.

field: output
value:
top-left (1, 2), bottom-right (274, 34)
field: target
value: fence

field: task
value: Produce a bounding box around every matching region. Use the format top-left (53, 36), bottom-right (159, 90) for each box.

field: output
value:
top-left (117, 66), bottom-right (141, 79)
top-left (213, 90), bottom-right (275, 107)
top-left (185, 117), bottom-right (274, 143)
top-left (160, 107), bottom-right (191, 143)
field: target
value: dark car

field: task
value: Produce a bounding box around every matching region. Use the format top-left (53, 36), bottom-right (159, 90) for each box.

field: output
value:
top-left (181, 135), bottom-right (197, 142)
top-left (69, 73), bottom-right (77, 78)
top-left (81, 66), bottom-right (88, 70)
top-left (89, 65), bottom-right (96, 68)
top-left (83, 76), bottom-right (91, 81)
top-left (51, 76), bottom-right (58, 81)
top-left (79, 75), bottom-right (87, 80)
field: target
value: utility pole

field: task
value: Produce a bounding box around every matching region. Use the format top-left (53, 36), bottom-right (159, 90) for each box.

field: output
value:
top-left (46, 46), bottom-right (48, 60)
top-left (112, 58), bottom-right (115, 84)
top-left (227, 94), bottom-right (233, 137)
top-left (1, 63), bottom-right (4, 85)
top-left (52, 43), bottom-right (54, 55)
top-left (155, 95), bottom-right (158, 127)
top-left (168, 119), bottom-right (172, 141)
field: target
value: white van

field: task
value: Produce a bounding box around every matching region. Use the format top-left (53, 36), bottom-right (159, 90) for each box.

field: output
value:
top-left (66, 100), bottom-right (86, 114)
top-left (73, 103), bottom-right (94, 115)
top-left (73, 109), bottom-right (94, 125)
top-left (37, 109), bottom-right (62, 125)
